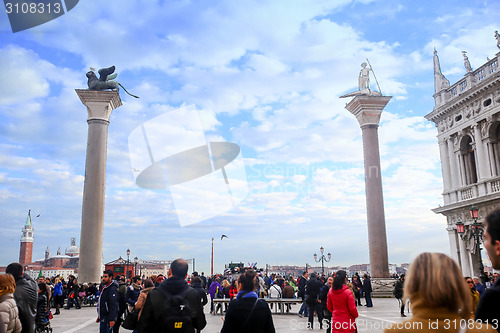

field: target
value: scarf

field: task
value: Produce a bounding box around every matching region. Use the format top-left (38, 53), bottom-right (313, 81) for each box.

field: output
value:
top-left (236, 291), bottom-right (258, 300)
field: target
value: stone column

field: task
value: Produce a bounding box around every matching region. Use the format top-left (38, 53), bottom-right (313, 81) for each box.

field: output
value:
top-left (75, 90), bottom-right (122, 284)
top-left (446, 226), bottom-right (459, 264)
top-left (438, 138), bottom-right (452, 191)
top-left (458, 236), bottom-right (472, 277)
top-left (447, 138), bottom-right (460, 188)
top-left (344, 95), bottom-right (391, 278)
top-left (473, 124), bottom-right (490, 180)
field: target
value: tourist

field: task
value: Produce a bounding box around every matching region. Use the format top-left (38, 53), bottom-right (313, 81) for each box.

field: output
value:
top-left (327, 270), bottom-right (358, 333)
top-left (351, 274), bottom-right (362, 306)
top-left (229, 280), bottom-right (238, 299)
top-left (5, 263), bottom-right (37, 333)
top-left (362, 274), bottom-right (373, 307)
top-left (465, 277), bottom-right (480, 317)
top-left (384, 252), bottom-right (496, 333)
top-left (134, 279), bottom-right (154, 320)
top-left (208, 278), bottom-right (220, 314)
top-left (97, 270), bottom-right (119, 333)
top-left (476, 209), bottom-right (500, 328)
top-left (393, 274), bottom-right (406, 317)
top-left (52, 278), bottom-right (63, 315)
top-left (297, 271), bottom-right (309, 318)
top-left (126, 276), bottom-right (142, 312)
top-left (320, 276), bottom-right (333, 333)
top-left (474, 277), bottom-right (486, 297)
top-left (221, 269), bottom-right (275, 333)
top-left (305, 272), bottom-right (324, 329)
top-left (268, 281), bottom-right (282, 311)
top-left (114, 276), bottom-right (127, 333)
top-left (138, 259), bottom-right (206, 333)
top-left (35, 283), bottom-right (47, 326)
top-left (200, 272), bottom-right (207, 290)
top-left (282, 281), bottom-right (295, 313)
top-left (0, 274), bottom-right (22, 333)
top-left (191, 276), bottom-right (208, 308)
top-left (65, 278), bottom-right (80, 309)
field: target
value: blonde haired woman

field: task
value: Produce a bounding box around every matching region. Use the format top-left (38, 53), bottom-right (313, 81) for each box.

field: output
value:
top-left (384, 253), bottom-right (496, 333)
top-left (0, 274), bottom-right (22, 333)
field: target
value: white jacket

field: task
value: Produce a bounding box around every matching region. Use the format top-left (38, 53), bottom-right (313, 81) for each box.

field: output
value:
top-left (0, 294), bottom-right (22, 333)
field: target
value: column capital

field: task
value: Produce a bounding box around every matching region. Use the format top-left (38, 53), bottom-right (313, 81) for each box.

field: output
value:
top-left (75, 90), bottom-right (122, 122)
top-left (343, 95), bottom-right (392, 127)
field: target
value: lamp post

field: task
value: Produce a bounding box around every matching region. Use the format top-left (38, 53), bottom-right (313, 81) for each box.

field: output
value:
top-left (313, 247), bottom-right (331, 275)
top-left (456, 205), bottom-right (486, 285)
top-left (211, 238), bottom-right (214, 276)
top-left (134, 256), bottom-right (138, 277)
top-left (126, 249), bottom-right (130, 279)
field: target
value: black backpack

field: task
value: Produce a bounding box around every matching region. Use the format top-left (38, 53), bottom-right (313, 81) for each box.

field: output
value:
top-left (158, 287), bottom-right (194, 332)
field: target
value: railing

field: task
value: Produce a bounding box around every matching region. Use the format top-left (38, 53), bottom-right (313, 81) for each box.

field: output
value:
top-left (445, 58), bottom-right (498, 102)
top-left (444, 177), bottom-right (500, 205)
top-left (492, 179), bottom-right (500, 193)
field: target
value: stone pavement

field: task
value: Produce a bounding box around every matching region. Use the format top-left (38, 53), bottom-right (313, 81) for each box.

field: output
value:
top-left (51, 298), bottom-right (409, 333)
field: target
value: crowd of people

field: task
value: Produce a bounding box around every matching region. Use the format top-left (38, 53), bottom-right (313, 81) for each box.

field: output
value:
top-left (2, 208), bottom-right (500, 332)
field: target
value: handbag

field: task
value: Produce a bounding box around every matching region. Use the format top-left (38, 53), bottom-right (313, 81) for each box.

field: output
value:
top-left (122, 309), bottom-right (138, 330)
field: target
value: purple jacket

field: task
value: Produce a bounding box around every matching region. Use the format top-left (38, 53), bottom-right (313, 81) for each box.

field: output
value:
top-left (208, 281), bottom-right (220, 299)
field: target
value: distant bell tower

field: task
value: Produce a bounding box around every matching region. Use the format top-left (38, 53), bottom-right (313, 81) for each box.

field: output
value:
top-left (19, 210), bottom-right (34, 266)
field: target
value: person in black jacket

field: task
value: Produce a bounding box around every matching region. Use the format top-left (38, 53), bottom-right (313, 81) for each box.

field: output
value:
top-left (362, 274), bottom-right (373, 307)
top-left (319, 276), bottom-right (333, 333)
top-left (221, 268), bottom-right (275, 333)
top-left (305, 272), bottom-right (324, 329)
top-left (6, 263), bottom-right (37, 333)
top-left (97, 270), bottom-right (119, 333)
top-left (475, 209), bottom-right (500, 332)
top-left (297, 271), bottom-right (309, 318)
top-left (191, 276), bottom-right (208, 307)
top-left (138, 259), bottom-right (206, 333)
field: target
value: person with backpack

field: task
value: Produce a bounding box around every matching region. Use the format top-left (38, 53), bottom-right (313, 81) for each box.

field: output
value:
top-left (97, 270), bottom-right (119, 333)
top-left (221, 269), bottom-right (275, 333)
top-left (137, 259), bottom-right (206, 333)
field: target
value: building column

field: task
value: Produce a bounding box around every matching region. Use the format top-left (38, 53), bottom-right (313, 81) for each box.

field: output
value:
top-left (458, 236), bottom-right (472, 277)
top-left (447, 226), bottom-right (460, 264)
top-left (447, 138), bottom-right (460, 188)
top-left (473, 124), bottom-right (490, 180)
top-left (344, 95), bottom-right (391, 278)
top-left (438, 138), bottom-right (452, 190)
top-left (75, 90), bottom-right (122, 284)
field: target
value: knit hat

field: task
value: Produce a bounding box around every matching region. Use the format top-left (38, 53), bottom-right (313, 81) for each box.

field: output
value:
top-left (0, 274), bottom-right (16, 297)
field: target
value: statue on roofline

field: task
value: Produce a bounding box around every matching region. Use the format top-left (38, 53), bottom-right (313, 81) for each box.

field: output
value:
top-left (86, 66), bottom-right (139, 98)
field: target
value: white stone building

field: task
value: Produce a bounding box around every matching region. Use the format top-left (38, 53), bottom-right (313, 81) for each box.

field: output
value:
top-left (425, 46), bottom-right (500, 276)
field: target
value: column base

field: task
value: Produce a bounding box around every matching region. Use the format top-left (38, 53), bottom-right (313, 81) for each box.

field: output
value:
top-left (371, 278), bottom-right (396, 298)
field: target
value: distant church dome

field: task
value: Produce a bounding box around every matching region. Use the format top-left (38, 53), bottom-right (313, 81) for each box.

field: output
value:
top-left (65, 238), bottom-right (79, 257)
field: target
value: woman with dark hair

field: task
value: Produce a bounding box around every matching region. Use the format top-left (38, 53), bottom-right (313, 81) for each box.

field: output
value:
top-left (221, 269), bottom-right (275, 333)
top-left (465, 276), bottom-right (480, 318)
top-left (134, 279), bottom-right (154, 320)
top-left (327, 270), bottom-right (358, 333)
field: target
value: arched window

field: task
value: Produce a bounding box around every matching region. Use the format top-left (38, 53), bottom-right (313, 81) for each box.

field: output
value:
top-left (460, 136), bottom-right (478, 185)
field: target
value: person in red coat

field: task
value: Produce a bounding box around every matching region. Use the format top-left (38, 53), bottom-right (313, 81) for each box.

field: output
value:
top-left (327, 270), bottom-right (359, 333)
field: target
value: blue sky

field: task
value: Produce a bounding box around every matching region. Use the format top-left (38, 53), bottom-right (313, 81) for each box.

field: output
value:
top-left (1, 0), bottom-right (499, 274)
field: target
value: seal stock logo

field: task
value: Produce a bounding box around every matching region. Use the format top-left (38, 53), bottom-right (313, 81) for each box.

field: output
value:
top-left (4, 0), bottom-right (79, 33)
top-left (128, 105), bottom-right (248, 227)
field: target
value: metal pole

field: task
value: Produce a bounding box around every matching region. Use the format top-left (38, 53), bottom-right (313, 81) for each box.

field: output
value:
top-left (211, 238), bottom-right (214, 276)
top-left (475, 225), bottom-right (486, 285)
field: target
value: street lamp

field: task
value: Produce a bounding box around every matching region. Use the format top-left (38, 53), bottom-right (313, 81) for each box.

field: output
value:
top-left (126, 249), bottom-right (130, 279)
top-left (134, 256), bottom-right (138, 277)
top-left (456, 205), bottom-right (486, 285)
top-left (313, 247), bottom-right (331, 275)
